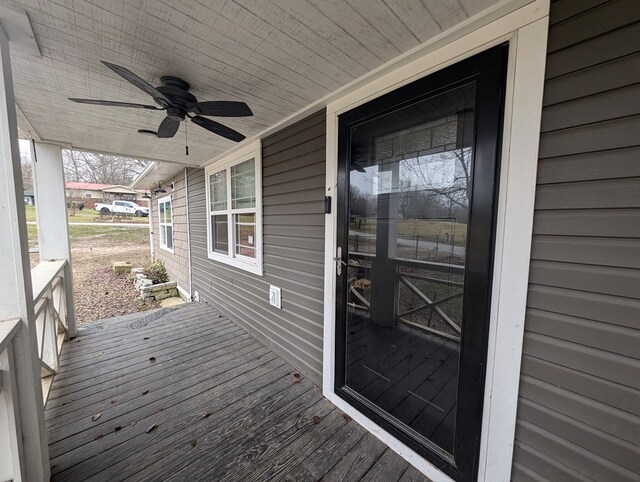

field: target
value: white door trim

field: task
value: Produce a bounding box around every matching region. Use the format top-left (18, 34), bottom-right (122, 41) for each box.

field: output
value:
top-left (322, 1), bottom-right (549, 481)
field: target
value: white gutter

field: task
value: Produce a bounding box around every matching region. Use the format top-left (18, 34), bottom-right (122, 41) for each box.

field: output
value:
top-left (129, 161), bottom-right (157, 189)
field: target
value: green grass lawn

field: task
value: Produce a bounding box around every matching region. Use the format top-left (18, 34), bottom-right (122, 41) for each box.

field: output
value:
top-left (351, 217), bottom-right (468, 246)
top-left (68, 224), bottom-right (149, 242)
top-left (27, 221), bottom-right (148, 246)
top-left (24, 204), bottom-right (149, 224)
top-left (27, 224), bottom-right (38, 247)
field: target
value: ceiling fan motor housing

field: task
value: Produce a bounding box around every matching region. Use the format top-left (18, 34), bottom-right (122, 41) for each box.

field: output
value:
top-left (157, 76), bottom-right (196, 119)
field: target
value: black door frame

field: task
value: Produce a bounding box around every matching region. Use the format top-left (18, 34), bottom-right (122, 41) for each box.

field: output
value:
top-left (334, 44), bottom-right (508, 482)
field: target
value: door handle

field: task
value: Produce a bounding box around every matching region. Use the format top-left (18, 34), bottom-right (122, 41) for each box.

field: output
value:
top-left (334, 247), bottom-right (347, 276)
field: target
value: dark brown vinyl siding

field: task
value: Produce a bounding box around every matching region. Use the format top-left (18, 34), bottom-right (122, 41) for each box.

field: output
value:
top-left (512, 1), bottom-right (640, 480)
top-left (188, 110), bottom-right (326, 385)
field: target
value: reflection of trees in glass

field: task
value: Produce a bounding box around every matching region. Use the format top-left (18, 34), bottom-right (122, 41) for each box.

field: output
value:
top-left (399, 148), bottom-right (471, 223)
top-left (209, 171), bottom-right (227, 211)
top-left (231, 158), bottom-right (256, 209)
top-left (349, 185), bottom-right (375, 218)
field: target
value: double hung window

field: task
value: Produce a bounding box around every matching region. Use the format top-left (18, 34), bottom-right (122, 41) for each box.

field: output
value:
top-left (205, 141), bottom-right (262, 275)
top-left (158, 197), bottom-right (173, 252)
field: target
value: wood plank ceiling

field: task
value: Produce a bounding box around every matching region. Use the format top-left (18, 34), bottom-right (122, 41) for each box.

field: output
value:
top-left (8, 0), bottom-right (497, 166)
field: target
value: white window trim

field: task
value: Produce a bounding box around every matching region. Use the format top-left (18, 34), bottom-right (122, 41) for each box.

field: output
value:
top-left (322, 1), bottom-right (549, 481)
top-left (158, 195), bottom-right (174, 254)
top-left (204, 139), bottom-right (263, 276)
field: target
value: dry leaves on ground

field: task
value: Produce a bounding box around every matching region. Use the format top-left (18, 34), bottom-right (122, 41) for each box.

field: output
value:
top-left (70, 238), bottom-right (159, 325)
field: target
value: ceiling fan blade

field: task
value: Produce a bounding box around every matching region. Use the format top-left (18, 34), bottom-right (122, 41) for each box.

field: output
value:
top-left (191, 116), bottom-right (246, 142)
top-left (137, 129), bottom-right (158, 137)
top-left (187, 101), bottom-right (253, 117)
top-left (157, 117), bottom-right (180, 138)
top-left (69, 98), bottom-right (162, 110)
top-left (101, 61), bottom-right (171, 107)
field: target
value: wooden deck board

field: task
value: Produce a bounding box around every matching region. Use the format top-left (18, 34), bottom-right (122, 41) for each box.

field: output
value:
top-left (45, 328), bottom-right (250, 416)
top-left (57, 362), bottom-right (291, 480)
top-left (47, 333), bottom-right (257, 427)
top-left (49, 342), bottom-right (271, 456)
top-left (361, 448), bottom-right (410, 482)
top-left (323, 432), bottom-right (389, 481)
top-left (47, 327), bottom-right (251, 406)
top-left (46, 303), bottom-right (430, 481)
top-left (57, 316), bottom-right (235, 368)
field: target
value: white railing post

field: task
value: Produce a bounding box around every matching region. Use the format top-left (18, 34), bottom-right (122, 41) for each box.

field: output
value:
top-left (31, 259), bottom-right (71, 403)
top-left (0, 320), bottom-right (25, 482)
top-left (0, 24), bottom-right (50, 482)
top-left (32, 140), bottom-right (77, 337)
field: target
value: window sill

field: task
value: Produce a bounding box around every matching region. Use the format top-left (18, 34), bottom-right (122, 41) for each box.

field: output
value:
top-left (160, 245), bottom-right (174, 254)
top-left (207, 251), bottom-right (263, 276)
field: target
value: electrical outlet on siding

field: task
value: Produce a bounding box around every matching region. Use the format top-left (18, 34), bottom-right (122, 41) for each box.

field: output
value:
top-left (269, 286), bottom-right (281, 309)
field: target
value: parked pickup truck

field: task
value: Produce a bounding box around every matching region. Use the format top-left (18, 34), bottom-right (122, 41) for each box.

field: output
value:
top-left (94, 200), bottom-right (149, 217)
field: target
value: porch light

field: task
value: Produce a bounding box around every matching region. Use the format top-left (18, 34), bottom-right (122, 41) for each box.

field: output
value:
top-left (152, 180), bottom-right (172, 195)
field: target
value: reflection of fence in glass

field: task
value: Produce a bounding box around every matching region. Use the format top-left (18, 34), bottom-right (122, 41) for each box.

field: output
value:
top-left (347, 253), bottom-right (463, 342)
top-left (348, 221), bottom-right (466, 265)
top-left (396, 263), bottom-right (463, 341)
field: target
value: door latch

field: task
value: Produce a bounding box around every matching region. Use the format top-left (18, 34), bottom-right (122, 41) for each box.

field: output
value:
top-left (334, 246), bottom-right (347, 276)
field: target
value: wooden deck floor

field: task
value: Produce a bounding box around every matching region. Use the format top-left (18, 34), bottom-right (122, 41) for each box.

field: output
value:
top-left (46, 303), bottom-right (430, 481)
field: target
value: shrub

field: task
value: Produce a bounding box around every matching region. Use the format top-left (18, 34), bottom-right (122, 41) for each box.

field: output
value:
top-left (143, 259), bottom-right (170, 285)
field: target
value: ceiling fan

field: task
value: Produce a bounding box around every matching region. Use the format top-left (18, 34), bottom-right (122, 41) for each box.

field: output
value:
top-left (69, 61), bottom-right (252, 143)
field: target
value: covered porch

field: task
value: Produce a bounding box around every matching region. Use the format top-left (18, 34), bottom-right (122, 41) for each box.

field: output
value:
top-left (45, 302), bottom-right (424, 481)
top-left (0, 1), bottom-right (553, 481)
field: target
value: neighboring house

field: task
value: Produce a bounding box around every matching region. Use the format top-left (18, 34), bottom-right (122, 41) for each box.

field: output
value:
top-left (65, 181), bottom-right (148, 208)
top-left (102, 184), bottom-right (147, 203)
top-left (2, 1), bottom-right (639, 481)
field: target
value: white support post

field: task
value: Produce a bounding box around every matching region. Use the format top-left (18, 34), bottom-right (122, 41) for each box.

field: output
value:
top-left (32, 141), bottom-right (77, 337)
top-left (0, 25), bottom-right (50, 482)
top-left (149, 193), bottom-right (155, 259)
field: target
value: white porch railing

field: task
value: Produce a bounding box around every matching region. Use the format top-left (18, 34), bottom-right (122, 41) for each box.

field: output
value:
top-left (0, 318), bottom-right (23, 482)
top-left (31, 259), bottom-right (74, 404)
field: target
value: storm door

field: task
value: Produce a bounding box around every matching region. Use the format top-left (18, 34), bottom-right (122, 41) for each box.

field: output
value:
top-left (334, 45), bottom-right (508, 481)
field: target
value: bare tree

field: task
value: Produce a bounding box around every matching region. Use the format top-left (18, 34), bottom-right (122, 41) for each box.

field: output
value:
top-left (400, 148), bottom-right (472, 212)
top-left (62, 149), bottom-right (148, 185)
top-left (20, 150), bottom-right (33, 190)
top-left (349, 185), bottom-right (375, 217)
top-left (66, 188), bottom-right (82, 217)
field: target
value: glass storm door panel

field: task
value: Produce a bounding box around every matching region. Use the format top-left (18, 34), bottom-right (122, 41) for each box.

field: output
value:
top-left (335, 45), bottom-right (507, 481)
